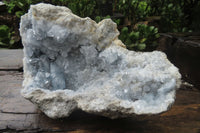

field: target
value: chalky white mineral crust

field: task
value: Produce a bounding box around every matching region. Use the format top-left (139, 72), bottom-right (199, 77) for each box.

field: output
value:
top-left (20, 3), bottom-right (181, 119)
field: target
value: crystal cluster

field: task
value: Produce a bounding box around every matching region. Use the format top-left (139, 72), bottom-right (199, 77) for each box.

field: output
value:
top-left (20, 3), bottom-right (181, 119)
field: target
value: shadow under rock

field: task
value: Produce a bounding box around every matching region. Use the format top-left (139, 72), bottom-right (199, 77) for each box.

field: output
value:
top-left (38, 109), bottom-right (154, 132)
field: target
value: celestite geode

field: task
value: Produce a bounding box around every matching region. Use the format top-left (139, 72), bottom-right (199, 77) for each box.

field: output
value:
top-left (20, 3), bottom-right (181, 119)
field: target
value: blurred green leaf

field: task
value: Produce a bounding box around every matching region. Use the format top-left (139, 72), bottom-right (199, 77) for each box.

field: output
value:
top-left (0, 25), bottom-right (10, 38)
top-left (10, 39), bottom-right (15, 45)
top-left (114, 19), bottom-right (120, 25)
top-left (121, 27), bottom-right (129, 34)
top-left (155, 34), bottom-right (160, 38)
top-left (95, 16), bottom-right (101, 23)
top-left (0, 25), bottom-right (16, 48)
top-left (140, 38), bottom-right (147, 43)
top-left (168, 3), bottom-right (173, 8)
top-left (15, 11), bottom-right (24, 18)
top-left (125, 38), bottom-right (132, 45)
top-left (129, 31), bottom-right (139, 40)
top-left (137, 43), bottom-right (146, 50)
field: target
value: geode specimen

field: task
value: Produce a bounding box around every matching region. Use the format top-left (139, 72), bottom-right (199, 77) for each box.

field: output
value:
top-left (20, 3), bottom-right (181, 119)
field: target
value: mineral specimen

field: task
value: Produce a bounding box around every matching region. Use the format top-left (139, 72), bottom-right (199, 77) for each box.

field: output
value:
top-left (20, 3), bottom-right (181, 119)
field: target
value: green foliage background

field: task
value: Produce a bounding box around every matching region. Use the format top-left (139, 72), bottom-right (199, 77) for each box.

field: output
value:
top-left (1, 0), bottom-right (199, 49)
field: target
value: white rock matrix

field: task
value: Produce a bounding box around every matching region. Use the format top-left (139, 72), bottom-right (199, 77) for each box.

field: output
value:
top-left (20, 3), bottom-right (181, 119)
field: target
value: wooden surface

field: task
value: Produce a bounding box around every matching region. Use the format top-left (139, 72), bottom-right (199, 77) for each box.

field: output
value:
top-left (0, 71), bottom-right (200, 133)
top-left (0, 50), bottom-right (23, 70)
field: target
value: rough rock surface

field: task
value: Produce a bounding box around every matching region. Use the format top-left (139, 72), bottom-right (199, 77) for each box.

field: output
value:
top-left (20, 3), bottom-right (181, 119)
